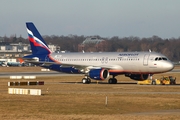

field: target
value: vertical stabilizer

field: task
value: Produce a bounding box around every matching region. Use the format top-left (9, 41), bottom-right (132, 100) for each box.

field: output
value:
top-left (26, 22), bottom-right (51, 55)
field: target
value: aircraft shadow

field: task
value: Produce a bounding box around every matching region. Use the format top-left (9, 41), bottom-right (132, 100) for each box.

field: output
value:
top-left (58, 82), bottom-right (180, 85)
top-left (59, 82), bottom-right (137, 84)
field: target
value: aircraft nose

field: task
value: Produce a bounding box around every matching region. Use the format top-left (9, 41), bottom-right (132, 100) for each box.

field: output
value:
top-left (164, 62), bottom-right (174, 71)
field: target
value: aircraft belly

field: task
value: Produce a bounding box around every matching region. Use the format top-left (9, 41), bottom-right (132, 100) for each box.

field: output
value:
top-left (121, 62), bottom-right (142, 73)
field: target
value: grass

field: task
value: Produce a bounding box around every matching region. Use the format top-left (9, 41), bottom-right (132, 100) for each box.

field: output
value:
top-left (0, 66), bottom-right (179, 119)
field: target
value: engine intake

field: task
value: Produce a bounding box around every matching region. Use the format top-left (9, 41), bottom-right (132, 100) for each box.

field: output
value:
top-left (89, 69), bottom-right (109, 80)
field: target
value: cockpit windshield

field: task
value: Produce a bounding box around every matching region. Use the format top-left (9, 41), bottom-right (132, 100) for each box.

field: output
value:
top-left (155, 57), bottom-right (168, 61)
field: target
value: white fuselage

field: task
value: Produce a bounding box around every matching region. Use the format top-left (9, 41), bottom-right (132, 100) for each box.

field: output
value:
top-left (49, 51), bottom-right (174, 74)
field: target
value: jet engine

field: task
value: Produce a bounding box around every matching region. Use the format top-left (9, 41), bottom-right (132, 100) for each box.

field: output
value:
top-left (125, 74), bottom-right (149, 81)
top-left (89, 69), bottom-right (109, 80)
top-left (32, 57), bottom-right (39, 62)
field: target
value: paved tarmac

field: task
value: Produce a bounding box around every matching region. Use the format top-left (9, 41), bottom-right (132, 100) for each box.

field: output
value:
top-left (0, 71), bottom-right (83, 77)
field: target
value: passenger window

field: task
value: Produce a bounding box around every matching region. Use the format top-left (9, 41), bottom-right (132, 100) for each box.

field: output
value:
top-left (155, 57), bottom-right (158, 61)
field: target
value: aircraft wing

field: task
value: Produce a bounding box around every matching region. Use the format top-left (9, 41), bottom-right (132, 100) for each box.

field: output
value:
top-left (24, 60), bottom-right (123, 71)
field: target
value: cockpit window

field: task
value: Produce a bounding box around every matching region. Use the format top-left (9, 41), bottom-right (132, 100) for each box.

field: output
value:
top-left (162, 57), bottom-right (167, 60)
top-left (158, 58), bottom-right (162, 60)
top-left (155, 57), bottom-right (168, 61)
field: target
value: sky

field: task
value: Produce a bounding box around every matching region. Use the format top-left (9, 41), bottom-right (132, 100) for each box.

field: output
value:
top-left (1, 0), bottom-right (180, 39)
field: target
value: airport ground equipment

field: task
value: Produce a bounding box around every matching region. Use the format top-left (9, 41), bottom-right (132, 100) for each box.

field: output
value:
top-left (137, 76), bottom-right (176, 85)
top-left (137, 79), bottom-right (161, 85)
top-left (160, 76), bottom-right (176, 85)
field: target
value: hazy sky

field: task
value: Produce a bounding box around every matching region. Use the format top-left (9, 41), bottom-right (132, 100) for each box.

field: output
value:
top-left (1, 0), bottom-right (180, 38)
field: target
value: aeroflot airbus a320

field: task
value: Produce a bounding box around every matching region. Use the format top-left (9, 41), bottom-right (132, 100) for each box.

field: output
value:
top-left (23, 22), bottom-right (174, 84)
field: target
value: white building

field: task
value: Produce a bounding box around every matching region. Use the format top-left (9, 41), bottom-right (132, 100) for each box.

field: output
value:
top-left (0, 43), bottom-right (57, 58)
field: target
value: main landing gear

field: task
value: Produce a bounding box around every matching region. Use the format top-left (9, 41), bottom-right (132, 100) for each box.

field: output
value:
top-left (82, 75), bottom-right (118, 84)
top-left (82, 76), bottom-right (91, 84)
top-left (108, 76), bottom-right (117, 84)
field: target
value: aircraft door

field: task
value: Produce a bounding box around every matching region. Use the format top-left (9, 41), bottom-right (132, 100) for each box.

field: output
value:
top-left (143, 54), bottom-right (150, 66)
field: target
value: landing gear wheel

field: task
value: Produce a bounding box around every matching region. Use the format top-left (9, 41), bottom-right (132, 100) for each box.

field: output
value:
top-left (82, 78), bottom-right (87, 84)
top-left (108, 78), bottom-right (113, 84)
top-left (151, 80), bottom-right (156, 85)
top-left (87, 78), bottom-right (91, 84)
top-left (108, 78), bottom-right (117, 84)
top-left (113, 78), bottom-right (117, 84)
top-left (82, 78), bottom-right (91, 84)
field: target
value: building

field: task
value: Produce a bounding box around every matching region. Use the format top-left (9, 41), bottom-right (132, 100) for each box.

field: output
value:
top-left (78, 37), bottom-right (107, 52)
top-left (0, 43), bottom-right (57, 59)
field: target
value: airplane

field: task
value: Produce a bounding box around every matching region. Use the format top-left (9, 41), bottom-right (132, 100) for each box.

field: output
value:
top-left (0, 58), bottom-right (25, 67)
top-left (0, 60), bottom-right (8, 67)
top-left (23, 22), bottom-right (174, 84)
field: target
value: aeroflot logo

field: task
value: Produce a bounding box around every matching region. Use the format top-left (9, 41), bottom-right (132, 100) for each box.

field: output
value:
top-left (119, 53), bottom-right (139, 56)
top-left (27, 28), bottom-right (49, 50)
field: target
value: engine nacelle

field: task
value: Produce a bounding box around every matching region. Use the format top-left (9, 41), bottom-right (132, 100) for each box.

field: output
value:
top-left (125, 74), bottom-right (149, 81)
top-left (89, 69), bottom-right (109, 80)
top-left (32, 57), bottom-right (39, 62)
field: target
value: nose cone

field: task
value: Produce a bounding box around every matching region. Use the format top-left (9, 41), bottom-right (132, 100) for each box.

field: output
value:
top-left (164, 62), bottom-right (174, 72)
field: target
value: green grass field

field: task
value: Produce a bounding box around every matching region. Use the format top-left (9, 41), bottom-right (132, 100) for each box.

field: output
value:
top-left (0, 66), bottom-right (179, 120)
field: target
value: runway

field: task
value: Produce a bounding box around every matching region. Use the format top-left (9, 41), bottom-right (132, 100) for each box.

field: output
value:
top-left (0, 71), bottom-right (83, 77)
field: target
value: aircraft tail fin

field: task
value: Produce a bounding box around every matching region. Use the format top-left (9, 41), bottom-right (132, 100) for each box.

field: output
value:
top-left (26, 22), bottom-right (51, 55)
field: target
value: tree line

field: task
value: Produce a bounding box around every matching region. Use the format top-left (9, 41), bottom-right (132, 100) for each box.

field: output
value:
top-left (0, 35), bottom-right (180, 62)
